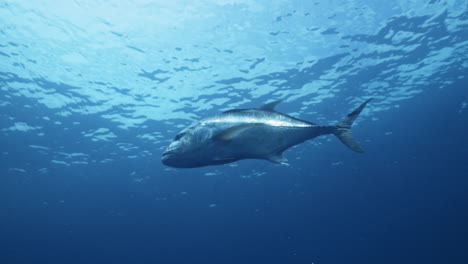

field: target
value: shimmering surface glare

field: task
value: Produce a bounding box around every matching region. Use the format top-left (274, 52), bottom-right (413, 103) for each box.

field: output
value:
top-left (1, 1), bottom-right (468, 264)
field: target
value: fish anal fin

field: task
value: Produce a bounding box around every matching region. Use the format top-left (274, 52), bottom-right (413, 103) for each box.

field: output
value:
top-left (214, 123), bottom-right (264, 141)
top-left (212, 157), bottom-right (239, 165)
top-left (267, 153), bottom-right (289, 166)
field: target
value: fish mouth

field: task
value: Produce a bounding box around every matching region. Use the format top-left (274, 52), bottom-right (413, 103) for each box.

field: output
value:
top-left (161, 151), bottom-right (178, 167)
top-left (162, 151), bottom-right (173, 157)
top-left (162, 151), bottom-right (177, 159)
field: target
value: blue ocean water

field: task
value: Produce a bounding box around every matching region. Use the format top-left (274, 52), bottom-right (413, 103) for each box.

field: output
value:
top-left (1, 0), bottom-right (468, 263)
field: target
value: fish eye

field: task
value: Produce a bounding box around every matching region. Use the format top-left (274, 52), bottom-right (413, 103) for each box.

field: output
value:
top-left (174, 132), bottom-right (186, 140)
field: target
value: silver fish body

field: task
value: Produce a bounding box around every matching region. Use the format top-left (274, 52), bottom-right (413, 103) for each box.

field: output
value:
top-left (162, 99), bottom-right (371, 168)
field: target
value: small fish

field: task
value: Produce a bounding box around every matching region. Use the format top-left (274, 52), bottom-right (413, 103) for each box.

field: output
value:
top-left (162, 99), bottom-right (372, 168)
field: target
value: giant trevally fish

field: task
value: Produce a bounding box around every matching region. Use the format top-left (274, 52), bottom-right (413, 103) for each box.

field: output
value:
top-left (162, 99), bottom-right (372, 168)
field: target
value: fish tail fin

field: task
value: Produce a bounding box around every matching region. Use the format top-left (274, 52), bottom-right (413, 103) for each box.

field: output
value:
top-left (332, 99), bottom-right (372, 153)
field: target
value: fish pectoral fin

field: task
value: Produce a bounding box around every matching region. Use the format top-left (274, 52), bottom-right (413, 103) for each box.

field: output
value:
top-left (212, 157), bottom-right (238, 164)
top-left (267, 153), bottom-right (289, 166)
top-left (214, 123), bottom-right (264, 141)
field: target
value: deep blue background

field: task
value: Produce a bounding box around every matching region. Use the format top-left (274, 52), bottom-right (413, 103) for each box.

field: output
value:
top-left (1, 1), bottom-right (468, 263)
top-left (1, 83), bottom-right (467, 264)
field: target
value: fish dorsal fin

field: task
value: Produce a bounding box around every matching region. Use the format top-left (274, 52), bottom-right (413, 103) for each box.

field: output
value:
top-left (260, 100), bottom-right (282, 111)
top-left (267, 153), bottom-right (289, 166)
top-left (214, 123), bottom-right (264, 141)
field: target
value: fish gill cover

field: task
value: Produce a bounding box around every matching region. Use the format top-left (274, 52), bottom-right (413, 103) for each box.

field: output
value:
top-left (0, 0), bottom-right (467, 264)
